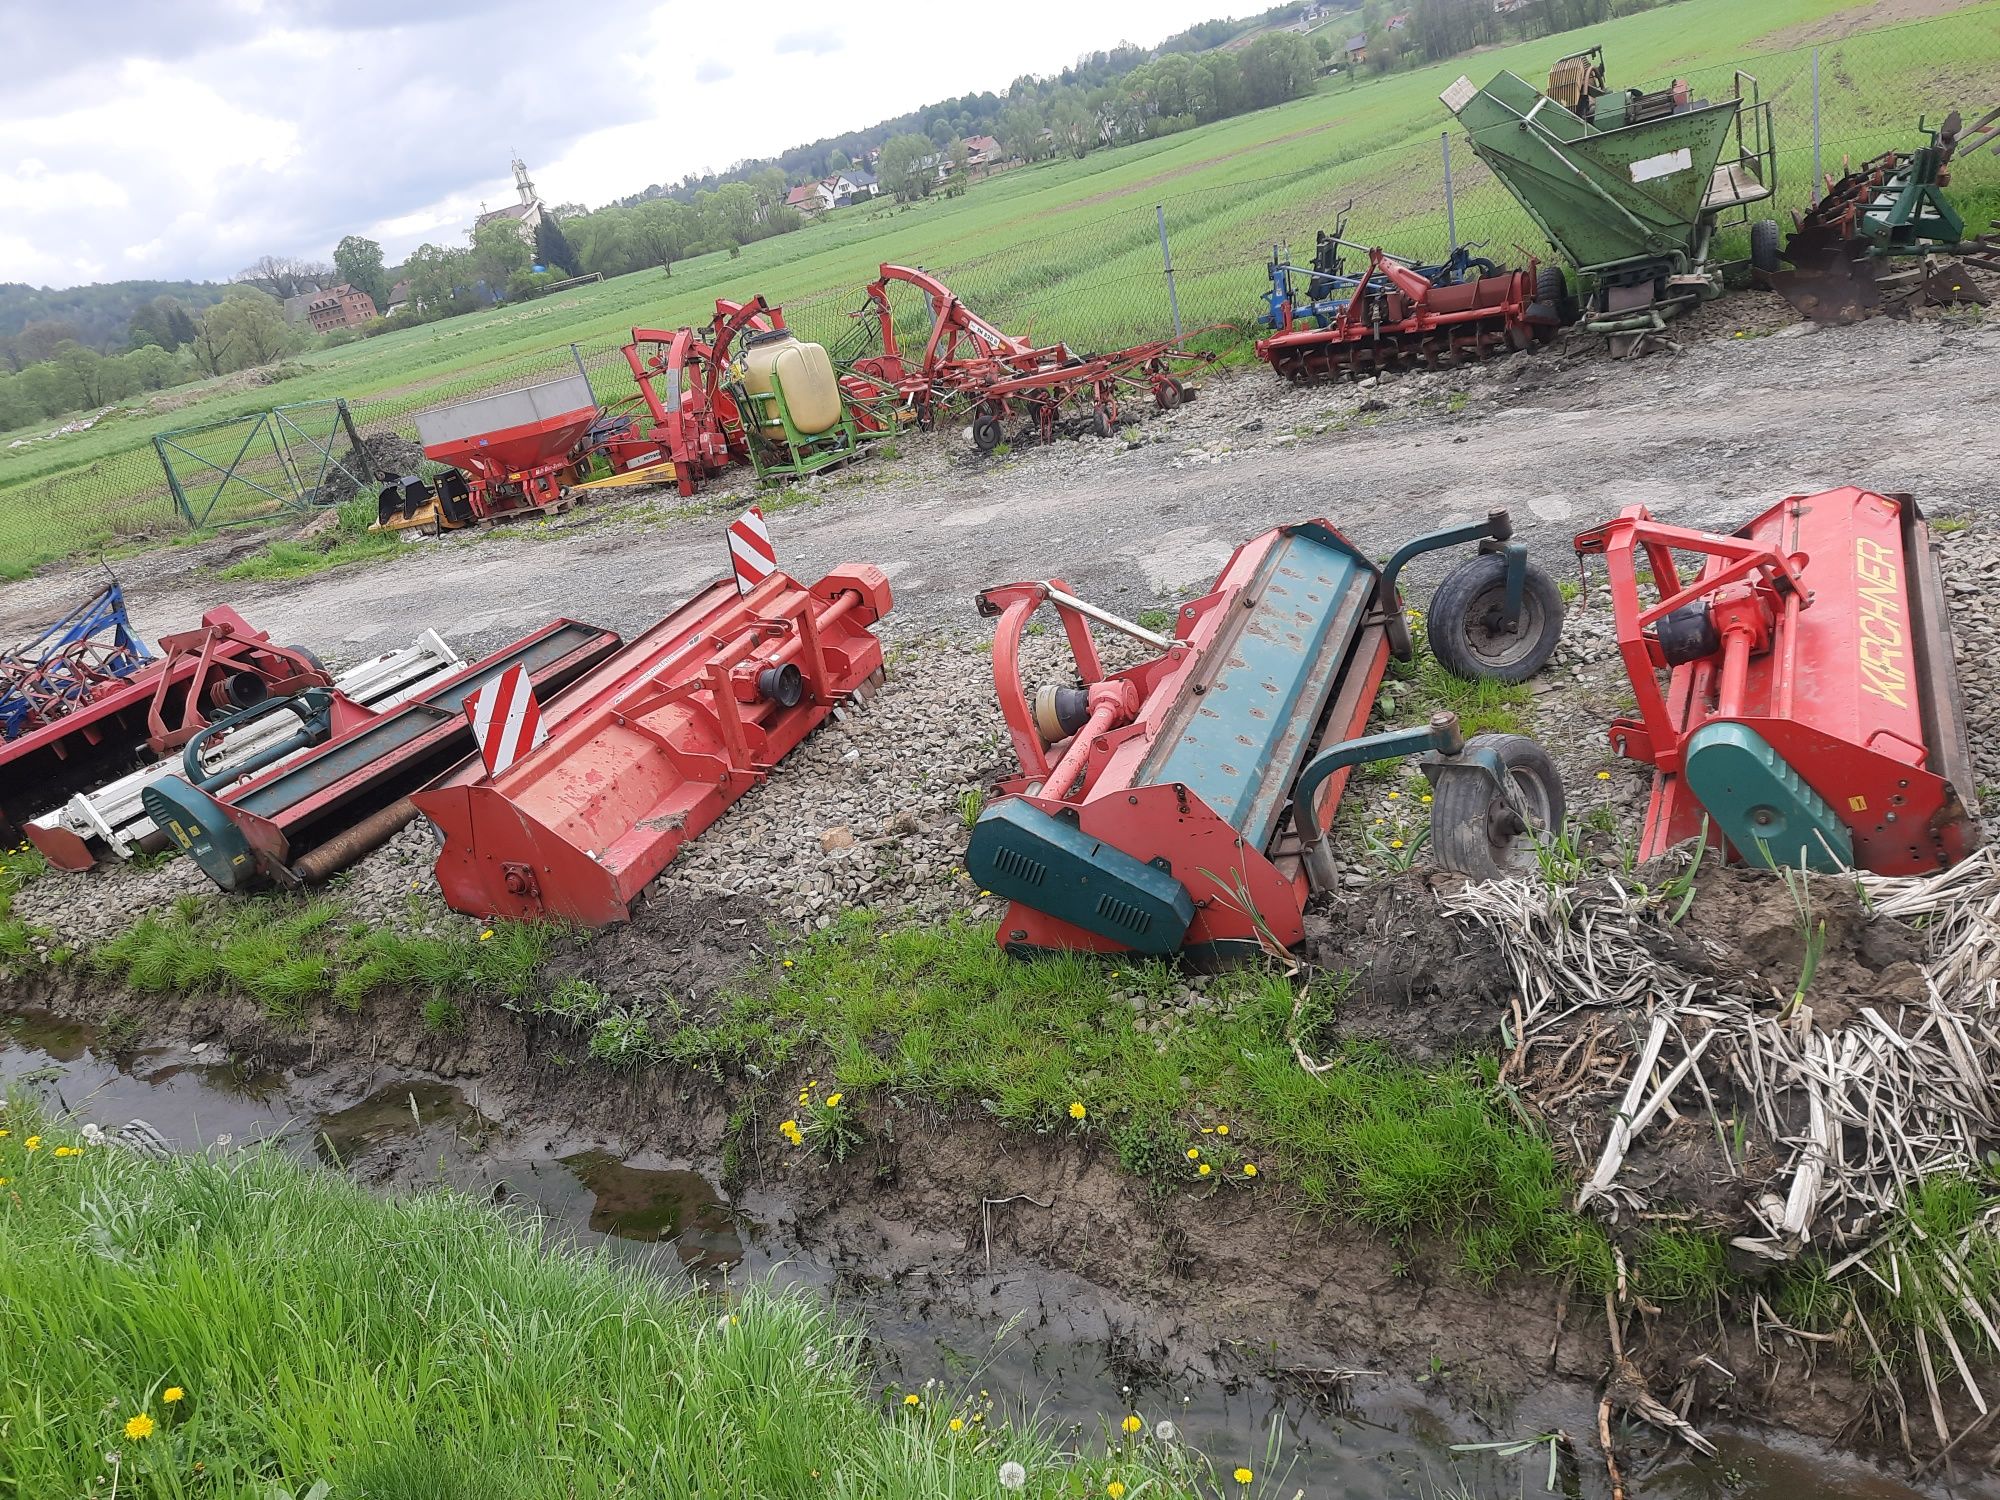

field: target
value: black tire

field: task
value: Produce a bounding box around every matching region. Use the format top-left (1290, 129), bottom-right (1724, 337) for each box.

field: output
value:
top-left (1534, 265), bottom-right (1571, 322)
top-left (1430, 733), bottom-right (1567, 881)
top-left (1750, 219), bottom-right (1782, 275)
top-left (1426, 552), bottom-right (1564, 683)
top-left (971, 411), bottom-right (1004, 453)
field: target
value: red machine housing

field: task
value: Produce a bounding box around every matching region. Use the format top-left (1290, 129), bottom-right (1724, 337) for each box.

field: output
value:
top-left (1257, 248), bottom-right (1554, 380)
top-left (0, 608), bottom-right (326, 844)
top-left (850, 264), bottom-right (1213, 442)
top-left (1577, 488), bottom-right (1979, 873)
top-left (418, 376), bottom-right (602, 522)
top-left (414, 564), bottom-right (892, 927)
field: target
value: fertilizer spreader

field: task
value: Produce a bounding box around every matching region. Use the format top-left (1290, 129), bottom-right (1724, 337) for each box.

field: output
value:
top-left (965, 514), bottom-right (1568, 957)
top-left (1577, 488), bottom-right (1979, 874)
top-left (414, 559), bottom-right (891, 927)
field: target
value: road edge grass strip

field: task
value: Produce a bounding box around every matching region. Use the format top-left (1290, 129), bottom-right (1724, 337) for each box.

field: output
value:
top-left (0, 1101), bottom-right (1220, 1500)
top-left (215, 495), bottom-right (405, 582)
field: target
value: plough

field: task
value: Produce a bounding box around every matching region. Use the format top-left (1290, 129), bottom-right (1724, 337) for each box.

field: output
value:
top-left (1257, 243), bottom-right (1560, 382)
top-left (25, 631), bottom-right (464, 870)
top-left (964, 512), bottom-right (1567, 957)
top-left (0, 579), bottom-right (150, 744)
top-left (1772, 108), bottom-right (1997, 323)
top-left (1577, 487), bottom-right (1980, 874)
top-left (143, 620), bottom-right (620, 891)
top-left (844, 264), bottom-right (1214, 451)
top-left (414, 551), bottom-right (891, 928)
top-left (0, 607), bottom-right (329, 845)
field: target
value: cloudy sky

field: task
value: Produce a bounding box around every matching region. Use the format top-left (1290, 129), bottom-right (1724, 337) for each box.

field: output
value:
top-left (6, 0), bottom-right (1241, 290)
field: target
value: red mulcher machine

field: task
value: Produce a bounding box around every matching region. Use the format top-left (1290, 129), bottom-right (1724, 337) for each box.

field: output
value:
top-left (965, 512), bottom-right (1568, 957)
top-left (1576, 486), bottom-right (1980, 874)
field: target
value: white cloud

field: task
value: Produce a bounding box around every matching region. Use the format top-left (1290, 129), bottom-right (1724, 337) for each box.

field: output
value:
top-left (774, 26), bottom-right (844, 55)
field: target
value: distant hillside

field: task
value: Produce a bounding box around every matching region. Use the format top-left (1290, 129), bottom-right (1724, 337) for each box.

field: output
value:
top-left (0, 280), bottom-right (232, 356)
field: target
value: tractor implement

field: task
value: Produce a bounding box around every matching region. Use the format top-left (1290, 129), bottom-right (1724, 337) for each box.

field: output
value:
top-left (1443, 48), bottom-right (1778, 354)
top-left (964, 514), bottom-right (1568, 958)
top-left (1, 578), bottom-right (150, 743)
top-left (374, 375), bottom-right (601, 532)
top-left (1576, 488), bottom-right (1979, 874)
top-left (1257, 244), bottom-right (1558, 382)
top-left (142, 620), bottom-right (621, 891)
top-left (413, 563), bottom-right (892, 927)
top-left (1772, 111), bottom-right (1987, 323)
top-left (0, 607), bottom-right (328, 846)
top-left (25, 631), bottom-right (464, 870)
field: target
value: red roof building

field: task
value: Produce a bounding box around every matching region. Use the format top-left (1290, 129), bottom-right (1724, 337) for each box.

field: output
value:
top-left (305, 284), bottom-right (378, 332)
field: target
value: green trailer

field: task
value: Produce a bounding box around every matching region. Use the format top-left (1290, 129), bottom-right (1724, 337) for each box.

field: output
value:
top-left (1443, 49), bottom-right (1779, 353)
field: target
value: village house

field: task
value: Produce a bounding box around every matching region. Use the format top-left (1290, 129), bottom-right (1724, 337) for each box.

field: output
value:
top-left (305, 284), bottom-right (378, 332)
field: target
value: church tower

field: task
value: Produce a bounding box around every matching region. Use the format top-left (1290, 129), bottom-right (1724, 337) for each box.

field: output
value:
top-left (513, 155), bottom-right (537, 207)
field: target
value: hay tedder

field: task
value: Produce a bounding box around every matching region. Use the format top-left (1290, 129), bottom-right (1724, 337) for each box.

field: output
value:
top-left (1444, 47), bottom-right (1779, 353)
top-left (374, 374), bottom-right (601, 532)
top-left (965, 513), bottom-right (1568, 957)
top-left (0, 606), bottom-right (329, 846)
top-left (1577, 488), bottom-right (1980, 875)
top-left (1257, 241), bottom-right (1561, 382)
top-left (845, 264), bottom-right (1214, 452)
top-left (1772, 108), bottom-right (1999, 323)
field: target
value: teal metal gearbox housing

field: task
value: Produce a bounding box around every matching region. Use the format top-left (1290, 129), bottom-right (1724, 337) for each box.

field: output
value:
top-left (1682, 721), bottom-right (1854, 872)
top-left (967, 798), bottom-right (1197, 954)
top-left (140, 780), bottom-right (257, 890)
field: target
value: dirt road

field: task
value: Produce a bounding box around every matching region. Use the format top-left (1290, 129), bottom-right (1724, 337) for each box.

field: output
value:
top-left (6, 305), bottom-right (1996, 665)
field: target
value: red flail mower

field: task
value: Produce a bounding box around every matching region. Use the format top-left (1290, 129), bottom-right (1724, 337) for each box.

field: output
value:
top-left (846, 264), bottom-right (1215, 451)
top-left (1576, 487), bottom-right (1981, 875)
top-left (1257, 247), bottom-right (1559, 382)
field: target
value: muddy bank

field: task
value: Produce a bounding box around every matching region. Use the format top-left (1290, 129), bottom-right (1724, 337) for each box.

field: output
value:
top-left (11, 954), bottom-right (1981, 1500)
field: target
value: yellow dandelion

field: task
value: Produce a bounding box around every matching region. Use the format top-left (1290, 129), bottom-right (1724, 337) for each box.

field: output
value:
top-left (783, 959), bottom-right (795, 968)
top-left (23, 1136), bottom-right (40, 1152)
top-left (1215, 1125), bottom-right (1229, 1136)
top-left (950, 1417), bottom-right (965, 1432)
top-left (826, 1092), bottom-right (844, 1108)
top-left (1421, 794), bottom-right (1433, 804)
top-left (903, 1393), bottom-right (921, 1407)
top-left (1121, 1414), bottom-right (1142, 1434)
top-left (1387, 791), bottom-right (1399, 800)
top-left (980, 889), bottom-right (992, 897)
top-left (0, 1178), bottom-right (9, 1187)
top-left (1234, 1466), bottom-right (1254, 1485)
top-left (478, 929), bottom-right (493, 942)
top-left (1596, 770), bottom-right (1611, 781)
top-left (163, 1387), bottom-right (184, 1404)
top-left (1389, 839), bottom-right (1405, 850)
top-left (53, 1146), bottom-right (79, 1158)
top-left (124, 1414), bottom-right (155, 1441)
top-left (1069, 1101), bottom-right (1087, 1120)
top-left (1198, 1162), bottom-right (1212, 1176)
top-left (1185, 1147), bottom-right (1200, 1160)
top-left (1242, 1163), bottom-right (1259, 1178)
top-left (0, 1129), bottom-right (9, 1137)
top-left (1109, 1484), bottom-right (1128, 1499)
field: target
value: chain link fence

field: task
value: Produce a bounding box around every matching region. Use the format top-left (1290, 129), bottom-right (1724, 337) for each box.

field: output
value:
top-left (5, 3), bottom-right (1994, 577)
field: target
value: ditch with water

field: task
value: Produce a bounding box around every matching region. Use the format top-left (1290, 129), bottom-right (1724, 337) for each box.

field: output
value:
top-left (3, 1009), bottom-right (1989, 1500)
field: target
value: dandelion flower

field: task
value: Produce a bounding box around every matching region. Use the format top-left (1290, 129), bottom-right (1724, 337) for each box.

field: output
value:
top-left (478, 929), bottom-right (493, 942)
top-left (950, 1417), bottom-right (965, 1432)
top-left (162, 1388), bottom-right (184, 1404)
top-left (53, 1145), bottom-right (79, 1157)
top-left (1154, 1420), bottom-right (1178, 1442)
top-left (0, 1129), bottom-right (8, 1138)
top-left (0, 1178), bottom-right (9, 1187)
top-left (23, 1136), bottom-right (40, 1152)
top-left (1215, 1125), bottom-right (1229, 1136)
top-left (124, 1415), bottom-right (155, 1441)
top-left (1121, 1414), bottom-right (1142, 1434)
top-left (903, 1393), bottom-right (921, 1408)
top-left (999, 1461), bottom-right (1027, 1490)
top-left (1242, 1163), bottom-right (1259, 1178)
top-left (825, 1092), bottom-right (844, 1108)
top-left (1234, 1467), bottom-right (1254, 1485)
top-left (1596, 770), bottom-right (1611, 781)
top-left (1108, 1484), bottom-right (1127, 1499)
top-left (1198, 1163), bottom-right (1211, 1176)
top-left (1185, 1147), bottom-right (1200, 1160)
top-left (1387, 791), bottom-right (1399, 800)
top-left (783, 959), bottom-right (795, 968)
top-left (1389, 839), bottom-right (1405, 850)
top-left (1069, 1101), bottom-right (1087, 1121)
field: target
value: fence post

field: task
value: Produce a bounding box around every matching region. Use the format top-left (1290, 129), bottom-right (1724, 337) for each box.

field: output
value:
top-left (1155, 204), bottom-right (1183, 340)
top-left (1811, 48), bottom-right (1822, 201)
top-left (153, 435), bottom-right (194, 528)
top-left (337, 399), bottom-right (373, 483)
top-left (1441, 132), bottom-right (1458, 253)
top-left (570, 342), bottom-right (598, 403)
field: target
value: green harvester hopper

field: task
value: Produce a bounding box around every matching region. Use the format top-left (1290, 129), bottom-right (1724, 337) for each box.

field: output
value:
top-left (1443, 48), bottom-right (1779, 353)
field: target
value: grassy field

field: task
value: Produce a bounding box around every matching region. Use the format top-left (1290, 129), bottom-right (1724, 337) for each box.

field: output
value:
top-left (3, 0), bottom-right (1997, 574)
top-left (0, 1101), bottom-right (1222, 1499)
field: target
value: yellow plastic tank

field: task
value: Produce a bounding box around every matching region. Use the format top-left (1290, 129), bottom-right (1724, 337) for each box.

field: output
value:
top-left (741, 330), bottom-right (842, 438)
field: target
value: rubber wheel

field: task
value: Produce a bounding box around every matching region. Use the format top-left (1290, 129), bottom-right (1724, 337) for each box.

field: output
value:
top-left (1535, 265), bottom-right (1572, 323)
top-left (1426, 552), bottom-right (1564, 684)
top-left (1154, 379), bottom-right (1182, 411)
top-left (971, 411), bottom-right (1004, 453)
top-left (1750, 219), bottom-right (1782, 276)
top-left (1430, 733), bottom-right (1567, 881)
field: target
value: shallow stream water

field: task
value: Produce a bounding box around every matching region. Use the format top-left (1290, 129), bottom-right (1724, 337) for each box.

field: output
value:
top-left (4, 1011), bottom-right (1990, 1500)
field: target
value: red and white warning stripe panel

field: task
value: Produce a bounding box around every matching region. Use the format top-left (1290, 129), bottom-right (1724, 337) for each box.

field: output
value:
top-left (462, 661), bottom-right (547, 777)
top-left (729, 506), bottom-right (776, 595)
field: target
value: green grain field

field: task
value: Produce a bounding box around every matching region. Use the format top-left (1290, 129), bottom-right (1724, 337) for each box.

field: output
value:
top-left (3, 0), bottom-right (1996, 575)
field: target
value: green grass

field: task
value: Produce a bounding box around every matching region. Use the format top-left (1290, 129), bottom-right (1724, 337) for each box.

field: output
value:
top-left (215, 496), bottom-right (406, 582)
top-left (1376, 612), bottom-right (1532, 738)
top-left (0, 1101), bottom-right (1214, 1499)
top-left (7, 0), bottom-right (1995, 572)
top-left (0, 842), bottom-right (48, 962)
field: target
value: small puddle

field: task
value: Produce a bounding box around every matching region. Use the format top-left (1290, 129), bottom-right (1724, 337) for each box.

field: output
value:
top-left (1, 1015), bottom-right (1986, 1500)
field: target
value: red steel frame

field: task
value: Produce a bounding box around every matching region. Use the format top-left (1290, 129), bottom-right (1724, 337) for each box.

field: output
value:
top-left (415, 563), bottom-right (893, 927)
top-left (1256, 248), bottom-right (1550, 379)
top-left (1577, 488), bottom-right (1979, 874)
